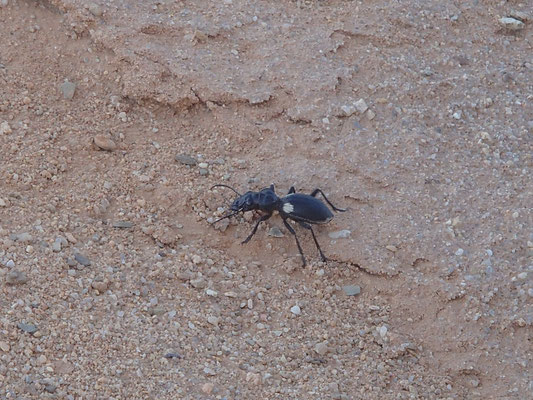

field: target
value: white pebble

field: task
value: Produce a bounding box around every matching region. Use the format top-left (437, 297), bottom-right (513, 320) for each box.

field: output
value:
top-left (0, 121), bottom-right (12, 135)
top-left (499, 17), bottom-right (525, 31)
top-left (355, 98), bottom-right (368, 113)
top-left (329, 230), bottom-right (351, 239)
top-left (379, 325), bottom-right (388, 338)
top-left (455, 248), bottom-right (464, 256)
top-left (341, 104), bottom-right (356, 116)
top-left (517, 272), bottom-right (527, 280)
top-left (290, 305), bottom-right (301, 315)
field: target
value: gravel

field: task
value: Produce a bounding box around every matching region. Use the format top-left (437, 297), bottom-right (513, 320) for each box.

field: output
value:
top-left (1, 0), bottom-right (530, 398)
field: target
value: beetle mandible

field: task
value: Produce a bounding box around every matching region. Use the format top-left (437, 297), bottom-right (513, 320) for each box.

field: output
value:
top-left (210, 184), bottom-right (346, 266)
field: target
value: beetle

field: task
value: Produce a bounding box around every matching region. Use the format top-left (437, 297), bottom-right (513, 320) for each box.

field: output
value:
top-left (210, 184), bottom-right (346, 266)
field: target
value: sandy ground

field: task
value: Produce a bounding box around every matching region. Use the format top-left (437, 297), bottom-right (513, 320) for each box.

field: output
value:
top-left (0, 0), bottom-right (532, 399)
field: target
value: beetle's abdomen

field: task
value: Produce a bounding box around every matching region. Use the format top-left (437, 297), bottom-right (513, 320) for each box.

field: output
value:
top-left (282, 194), bottom-right (333, 223)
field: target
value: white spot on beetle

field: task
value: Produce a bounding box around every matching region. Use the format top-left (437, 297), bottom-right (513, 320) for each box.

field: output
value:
top-left (283, 202), bottom-right (294, 214)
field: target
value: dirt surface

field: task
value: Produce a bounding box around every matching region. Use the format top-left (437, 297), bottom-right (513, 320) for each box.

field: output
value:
top-left (0, 0), bottom-right (532, 399)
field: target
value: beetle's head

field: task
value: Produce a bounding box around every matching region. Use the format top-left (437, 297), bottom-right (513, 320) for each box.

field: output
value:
top-left (231, 192), bottom-right (256, 212)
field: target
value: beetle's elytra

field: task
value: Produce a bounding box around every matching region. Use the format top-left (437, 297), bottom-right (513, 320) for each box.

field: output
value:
top-left (210, 184), bottom-right (346, 266)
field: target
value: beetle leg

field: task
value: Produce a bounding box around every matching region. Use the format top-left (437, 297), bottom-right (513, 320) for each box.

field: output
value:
top-left (283, 218), bottom-right (307, 266)
top-left (298, 222), bottom-right (327, 262)
top-left (287, 186), bottom-right (296, 194)
top-left (310, 189), bottom-right (346, 212)
top-left (241, 213), bottom-right (272, 244)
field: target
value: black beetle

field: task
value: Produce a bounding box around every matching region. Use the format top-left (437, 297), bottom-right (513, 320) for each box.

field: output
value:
top-left (210, 184), bottom-right (346, 266)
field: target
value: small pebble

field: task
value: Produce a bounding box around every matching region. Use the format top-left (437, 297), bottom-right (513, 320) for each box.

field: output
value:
top-left (0, 121), bottom-right (12, 135)
top-left (290, 305), bottom-right (301, 315)
top-left (192, 255), bottom-right (202, 264)
top-left (246, 372), bottom-right (262, 385)
top-left (12, 232), bottom-right (33, 242)
top-left (190, 278), bottom-right (207, 289)
top-left (499, 17), bottom-right (525, 31)
top-left (175, 154), bottom-right (197, 166)
top-left (329, 230), bottom-right (351, 239)
top-left (44, 383), bottom-right (57, 394)
top-left (517, 272), bottom-right (527, 280)
top-left (342, 285), bottom-right (361, 296)
top-left (112, 221), bottom-right (133, 228)
top-left (198, 162), bottom-right (208, 169)
top-left (202, 382), bottom-right (214, 394)
top-left (206, 289), bottom-right (218, 297)
top-left (60, 81), bottom-right (76, 100)
top-left (93, 135), bottom-right (117, 151)
top-left (88, 3), bottom-right (103, 17)
top-left (355, 98), bottom-right (368, 113)
top-left (0, 341), bottom-right (10, 352)
top-left (379, 325), bottom-right (388, 338)
top-left (315, 341), bottom-right (329, 356)
top-left (74, 253), bottom-right (92, 267)
top-left (340, 104), bottom-right (356, 117)
top-left (17, 322), bottom-right (38, 334)
top-left (268, 226), bottom-right (284, 237)
top-left (91, 280), bottom-right (108, 292)
top-left (6, 270), bottom-right (28, 285)
top-left (455, 248), bottom-right (464, 256)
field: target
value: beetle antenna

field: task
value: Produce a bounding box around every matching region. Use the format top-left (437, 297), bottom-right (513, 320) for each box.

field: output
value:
top-left (210, 184), bottom-right (242, 196)
top-left (211, 211), bottom-right (240, 225)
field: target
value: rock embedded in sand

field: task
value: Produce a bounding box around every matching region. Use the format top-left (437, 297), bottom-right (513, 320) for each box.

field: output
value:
top-left (6, 270), bottom-right (29, 285)
top-left (499, 17), bottom-right (525, 31)
top-left (60, 81), bottom-right (76, 99)
top-left (93, 135), bottom-right (117, 151)
top-left (175, 154), bottom-right (197, 166)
